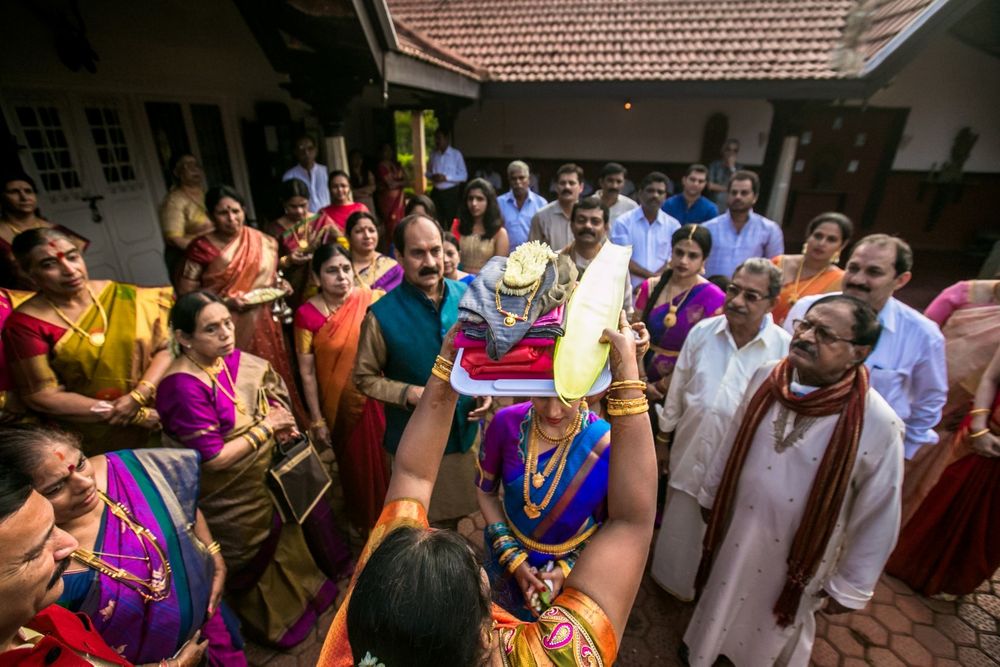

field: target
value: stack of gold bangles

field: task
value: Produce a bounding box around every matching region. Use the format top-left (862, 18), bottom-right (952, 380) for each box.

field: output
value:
top-left (968, 407), bottom-right (993, 440)
top-left (430, 354), bottom-right (454, 382)
top-left (245, 423), bottom-right (273, 451)
top-left (606, 379), bottom-right (649, 417)
top-left (129, 380), bottom-right (159, 425)
top-left (206, 541), bottom-right (222, 556)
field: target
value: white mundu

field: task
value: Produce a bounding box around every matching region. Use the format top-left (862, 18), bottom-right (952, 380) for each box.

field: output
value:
top-left (651, 314), bottom-right (789, 600)
top-left (683, 361), bottom-right (903, 667)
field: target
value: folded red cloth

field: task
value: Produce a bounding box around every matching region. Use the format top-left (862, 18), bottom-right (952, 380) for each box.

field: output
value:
top-left (461, 346), bottom-right (554, 379)
top-left (455, 331), bottom-right (556, 349)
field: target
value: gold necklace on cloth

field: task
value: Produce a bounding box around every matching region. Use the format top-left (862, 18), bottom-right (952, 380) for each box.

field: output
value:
top-left (45, 285), bottom-right (109, 347)
top-left (788, 259), bottom-right (831, 307)
top-left (522, 410), bottom-right (584, 518)
top-left (495, 277), bottom-right (542, 327)
top-left (71, 490), bottom-right (172, 603)
top-left (187, 354), bottom-right (248, 415)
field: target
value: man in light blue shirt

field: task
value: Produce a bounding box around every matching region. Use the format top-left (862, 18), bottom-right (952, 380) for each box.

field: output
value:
top-left (702, 170), bottom-right (784, 279)
top-left (282, 134), bottom-right (329, 212)
top-left (662, 163), bottom-right (719, 224)
top-left (609, 171), bottom-right (680, 289)
top-left (783, 234), bottom-right (947, 459)
top-left (496, 160), bottom-right (547, 251)
top-left (426, 128), bottom-right (467, 223)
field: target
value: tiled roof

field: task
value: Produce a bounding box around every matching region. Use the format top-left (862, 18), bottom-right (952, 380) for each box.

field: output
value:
top-left (394, 18), bottom-right (487, 80)
top-left (385, 0), bottom-right (941, 83)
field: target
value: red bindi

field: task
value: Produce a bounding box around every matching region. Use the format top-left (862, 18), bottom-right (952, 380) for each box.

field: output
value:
top-left (67, 464), bottom-right (76, 474)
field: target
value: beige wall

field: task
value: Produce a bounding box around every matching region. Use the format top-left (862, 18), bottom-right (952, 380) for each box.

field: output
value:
top-left (453, 97), bottom-right (774, 165)
top-left (869, 32), bottom-right (1000, 172)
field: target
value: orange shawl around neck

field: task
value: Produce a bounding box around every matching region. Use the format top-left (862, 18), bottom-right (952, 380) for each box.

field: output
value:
top-left (695, 358), bottom-right (869, 627)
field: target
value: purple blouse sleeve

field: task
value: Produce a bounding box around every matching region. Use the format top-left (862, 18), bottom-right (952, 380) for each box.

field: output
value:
top-left (156, 374), bottom-right (226, 461)
top-left (475, 403), bottom-right (530, 493)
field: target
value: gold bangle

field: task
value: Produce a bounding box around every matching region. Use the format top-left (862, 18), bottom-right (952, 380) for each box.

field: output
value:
top-left (606, 399), bottom-right (649, 417)
top-left (206, 541), bottom-right (222, 555)
top-left (139, 380), bottom-right (157, 397)
top-left (608, 380), bottom-right (647, 392)
top-left (556, 559), bottom-right (572, 579)
top-left (130, 407), bottom-right (149, 425)
top-left (310, 418), bottom-right (327, 427)
top-left (129, 390), bottom-right (148, 407)
top-left (606, 396), bottom-right (649, 409)
top-left (505, 552), bottom-right (528, 575)
top-left (968, 408), bottom-right (991, 417)
top-left (430, 358), bottom-right (453, 382)
top-left (969, 428), bottom-right (992, 440)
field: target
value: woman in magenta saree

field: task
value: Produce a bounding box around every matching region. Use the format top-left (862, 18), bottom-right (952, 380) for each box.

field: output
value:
top-left (475, 398), bottom-right (611, 620)
top-left (0, 427), bottom-right (244, 666)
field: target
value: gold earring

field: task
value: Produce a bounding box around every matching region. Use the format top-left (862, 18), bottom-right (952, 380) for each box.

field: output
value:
top-left (831, 251), bottom-right (841, 264)
top-left (801, 242), bottom-right (808, 254)
top-left (699, 265), bottom-right (706, 275)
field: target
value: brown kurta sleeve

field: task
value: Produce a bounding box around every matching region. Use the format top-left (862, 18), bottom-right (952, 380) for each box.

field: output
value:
top-left (353, 310), bottom-right (413, 409)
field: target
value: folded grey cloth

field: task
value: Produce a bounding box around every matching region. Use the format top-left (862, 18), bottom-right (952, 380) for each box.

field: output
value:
top-left (458, 255), bottom-right (577, 360)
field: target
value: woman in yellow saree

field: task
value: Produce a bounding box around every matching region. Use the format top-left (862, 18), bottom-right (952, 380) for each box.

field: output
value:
top-left (2, 228), bottom-right (172, 453)
top-left (318, 315), bottom-right (655, 666)
top-left (178, 185), bottom-right (307, 424)
top-left (295, 243), bottom-right (389, 534)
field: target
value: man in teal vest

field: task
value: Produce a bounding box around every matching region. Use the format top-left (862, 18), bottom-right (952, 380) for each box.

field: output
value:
top-left (354, 214), bottom-right (489, 522)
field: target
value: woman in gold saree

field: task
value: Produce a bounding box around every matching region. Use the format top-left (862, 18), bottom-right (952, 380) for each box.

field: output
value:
top-left (157, 291), bottom-right (352, 648)
top-left (178, 185), bottom-right (306, 424)
top-left (2, 228), bottom-right (172, 453)
top-left (295, 243), bottom-right (389, 534)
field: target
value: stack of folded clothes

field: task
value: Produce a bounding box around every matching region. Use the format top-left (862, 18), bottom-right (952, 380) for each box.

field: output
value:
top-left (456, 242), bottom-right (578, 380)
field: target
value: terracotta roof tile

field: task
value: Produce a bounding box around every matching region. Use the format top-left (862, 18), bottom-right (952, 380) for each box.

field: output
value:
top-left (386, 0), bottom-right (942, 82)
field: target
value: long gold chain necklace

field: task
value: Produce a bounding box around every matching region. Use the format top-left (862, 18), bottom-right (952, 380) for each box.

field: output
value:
top-left (71, 490), bottom-right (172, 603)
top-left (354, 254), bottom-right (379, 287)
top-left (187, 354), bottom-right (248, 415)
top-left (495, 277), bottom-right (542, 327)
top-left (45, 284), bottom-right (109, 347)
top-left (662, 281), bottom-right (697, 329)
top-left (788, 259), bottom-right (831, 307)
top-left (522, 410), bottom-right (584, 519)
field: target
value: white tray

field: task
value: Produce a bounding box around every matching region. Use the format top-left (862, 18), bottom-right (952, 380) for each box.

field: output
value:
top-left (450, 348), bottom-right (612, 397)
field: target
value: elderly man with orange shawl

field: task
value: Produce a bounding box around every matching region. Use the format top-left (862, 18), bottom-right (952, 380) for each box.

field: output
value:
top-left (683, 294), bottom-right (903, 667)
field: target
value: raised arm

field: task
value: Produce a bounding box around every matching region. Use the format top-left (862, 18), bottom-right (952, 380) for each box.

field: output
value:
top-left (384, 328), bottom-right (461, 509)
top-left (563, 313), bottom-right (656, 644)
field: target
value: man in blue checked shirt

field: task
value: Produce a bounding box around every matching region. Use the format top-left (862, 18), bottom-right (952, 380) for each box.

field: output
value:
top-left (702, 170), bottom-right (784, 279)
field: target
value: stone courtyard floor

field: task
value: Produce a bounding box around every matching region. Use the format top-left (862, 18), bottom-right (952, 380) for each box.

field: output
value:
top-left (245, 510), bottom-right (1000, 666)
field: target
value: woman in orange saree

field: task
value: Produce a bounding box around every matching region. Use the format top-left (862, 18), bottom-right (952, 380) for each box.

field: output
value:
top-left (178, 185), bottom-right (307, 424)
top-left (294, 243), bottom-right (389, 534)
top-left (317, 316), bottom-right (655, 667)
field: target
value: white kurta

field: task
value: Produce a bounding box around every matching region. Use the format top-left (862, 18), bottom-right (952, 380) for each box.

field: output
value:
top-left (683, 362), bottom-right (904, 667)
top-left (651, 315), bottom-right (789, 599)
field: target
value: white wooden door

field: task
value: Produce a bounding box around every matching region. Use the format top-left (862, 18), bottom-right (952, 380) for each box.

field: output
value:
top-left (4, 92), bottom-right (168, 285)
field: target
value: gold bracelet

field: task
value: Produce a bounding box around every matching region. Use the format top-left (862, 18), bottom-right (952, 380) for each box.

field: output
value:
top-left (969, 428), bottom-right (992, 440)
top-left (968, 408), bottom-right (991, 417)
top-left (435, 354), bottom-right (454, 369)
top-left (310, 418), bottom-right (327, 427)
top-left (606, 396), bottom-right (649, 409)
top-left (505, 552), bottom-right (528, 575)
top-left (606, 398), bottom-right (649, 417)
top-left (245, 431), bottom-right (260, 451)
top-left (130, 407), bottom-right (149, 425)
top-left (608, 380), bottom-right (647, 393)
top-left (206, 541), bottom-right (222, 555)
top-left (139, 380), bottom-right (157, 397)
top-left (556, 559), bottom-right (572, 579)
top-left (430, 363), bottom-right (451, 382)
top-left (129, 390), bottom-right (148, 407)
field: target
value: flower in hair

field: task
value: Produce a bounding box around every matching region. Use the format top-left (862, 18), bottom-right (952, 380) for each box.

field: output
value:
top-left (358, 652), bottom-right (385, 667)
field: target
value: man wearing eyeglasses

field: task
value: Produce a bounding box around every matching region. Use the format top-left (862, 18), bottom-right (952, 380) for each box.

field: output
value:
top-left (783, 234), bottom-right (947, 461)
top-left (651, 258), bottom-right (790, 601)
top-left (684, 293), bottom-right (903, 667)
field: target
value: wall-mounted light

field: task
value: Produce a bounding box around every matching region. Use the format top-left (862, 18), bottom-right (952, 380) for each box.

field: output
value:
top-left (624, 100), bottom-right (632, 111)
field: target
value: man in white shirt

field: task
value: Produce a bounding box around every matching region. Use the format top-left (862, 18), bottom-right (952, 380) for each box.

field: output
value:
top-left (609, 172), bottom-right (680, 289)
top-left (593, 162), bottom-right (638, 221)
top-left (650, 258), bottom-right (790, 600)
top-left (784, 234), bottom-right (947, 459)
top-left (425, 128), bottom-right (467, 223)
top-left (684, 294), bottom-right (903, 667)
top-left (529, 163), bottom-right (584, 251)
top-left (282, 134), bottom-right (329, 213)
top-left (497, 160), bottom-right (548, 251)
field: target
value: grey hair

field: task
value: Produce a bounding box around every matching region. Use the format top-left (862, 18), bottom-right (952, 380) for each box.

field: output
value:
top-left (507, 160), bottom-right (530, 176)
top-left (733, 257), bottom-right (782, 298)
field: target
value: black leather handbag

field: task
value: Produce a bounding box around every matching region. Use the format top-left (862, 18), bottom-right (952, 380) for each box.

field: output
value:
top-left (266, 433), bottom-right (331, 524)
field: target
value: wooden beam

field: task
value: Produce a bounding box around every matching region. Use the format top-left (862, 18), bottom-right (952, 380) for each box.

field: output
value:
top-left (411, 112), bottom-right (427, 194)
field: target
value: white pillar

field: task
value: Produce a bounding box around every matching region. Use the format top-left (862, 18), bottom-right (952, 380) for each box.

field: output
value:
top-left (411, 112), bottom-right (427, 194)
top-left (766, 135), bottom-right (798, 224)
